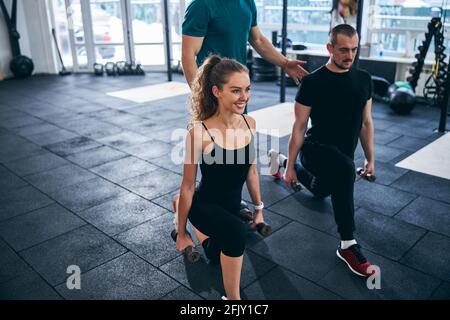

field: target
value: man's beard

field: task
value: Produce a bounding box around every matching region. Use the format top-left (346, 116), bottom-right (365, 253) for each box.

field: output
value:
top-left (332, 58), bottom-right (353, 70)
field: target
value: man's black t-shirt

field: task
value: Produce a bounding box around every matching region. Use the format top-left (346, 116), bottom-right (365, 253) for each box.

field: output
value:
top-left (295, 65), bottom-right (372, 157)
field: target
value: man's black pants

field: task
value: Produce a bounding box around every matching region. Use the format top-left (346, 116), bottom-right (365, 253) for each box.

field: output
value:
top-left (295, 141), bottom-right (356, 240)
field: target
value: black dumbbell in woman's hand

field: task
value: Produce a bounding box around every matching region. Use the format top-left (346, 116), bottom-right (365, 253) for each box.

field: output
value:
top-left (255, 222), bottom-right (272, 237)
top-left (240, 207), bottom-right (253, 222)
top-left (357, 167), bottom-right (376, 182)
top-left (243, 209), bottom-right (272, 237)
top-left (171, 230), bottom-right (201, 263)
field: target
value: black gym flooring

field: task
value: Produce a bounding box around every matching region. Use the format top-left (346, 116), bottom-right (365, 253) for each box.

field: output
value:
top-left (0, 73), bottom-right (449, 300)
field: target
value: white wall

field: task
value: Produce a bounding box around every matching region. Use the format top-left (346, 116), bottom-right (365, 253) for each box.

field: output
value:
top-left (0, 0), bottom-right (57, 79)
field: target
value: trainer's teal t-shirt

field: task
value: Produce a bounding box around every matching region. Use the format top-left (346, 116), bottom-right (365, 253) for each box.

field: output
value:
top-left (182, 0), bottom-right (257, 66)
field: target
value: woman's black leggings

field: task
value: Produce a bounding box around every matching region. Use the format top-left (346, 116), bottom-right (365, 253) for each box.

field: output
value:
top-left (294, 141), bottom-right (356, 240)
top-left (188, 198), bottom-right (247, 263)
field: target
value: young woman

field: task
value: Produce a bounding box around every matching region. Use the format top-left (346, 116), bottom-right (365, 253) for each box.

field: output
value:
top-left (174, 55), bottom-right (266, 300)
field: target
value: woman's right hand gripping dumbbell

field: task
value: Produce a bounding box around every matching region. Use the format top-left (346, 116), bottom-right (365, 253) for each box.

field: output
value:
top-left (250, 209), bottom-right (272, 237)
top-left (176, 231), bottom-right (195, 253)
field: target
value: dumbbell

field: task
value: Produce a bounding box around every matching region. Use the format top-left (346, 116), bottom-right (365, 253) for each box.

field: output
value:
top-left (291, 181), bottom-right (302, 192)
top-left (170, 230), bottom-right (201, 263)
top-left (240, 207), bottom-right (253, 222)
top-left (93, 63), bottom-right (103, 76)
top-left (116, 61), bottom-right (127, 75)
top-left (356, 167), bottom-right (376, 182)
top-left (172, 194), bottom-right (200, 263)
top-left (105, 62), bottom-right (117, 76)
top-left (256, 222), bottom-right (272, 237)
top-left (240, 207), bottom-right (272, 237)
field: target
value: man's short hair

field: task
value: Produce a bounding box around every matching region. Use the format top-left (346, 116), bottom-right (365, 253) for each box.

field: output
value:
top-left (329, 24), bottom-right (357, 45)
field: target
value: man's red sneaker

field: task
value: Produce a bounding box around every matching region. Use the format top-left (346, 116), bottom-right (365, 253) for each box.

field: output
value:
top-left (336, 244), bottom-right (374, 277)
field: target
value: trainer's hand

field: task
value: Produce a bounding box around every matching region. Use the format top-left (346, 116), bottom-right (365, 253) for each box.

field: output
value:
top-left (283, 167), bottom-right (299, 188)
top-left (176, 233), bottom-right (194, 252)
top-left (363, 159), bottom-right (375, 177)
top-left (283, 60), bottom-right (308, 85)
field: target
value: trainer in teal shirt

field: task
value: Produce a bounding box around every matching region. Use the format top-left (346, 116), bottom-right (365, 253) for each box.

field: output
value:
top-left (182, 0), bottom-right (257, 66)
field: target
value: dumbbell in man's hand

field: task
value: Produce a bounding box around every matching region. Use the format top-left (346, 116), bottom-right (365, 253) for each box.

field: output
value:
top-left (356, 167), bottom-right (376, 182)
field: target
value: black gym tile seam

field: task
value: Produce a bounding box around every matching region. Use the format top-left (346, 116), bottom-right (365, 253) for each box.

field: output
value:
top-left (400, 261), bottom-right (449, 290)
top-left (370, 230), bottom-right (450, 287)
top-left (0, 202), bottom-right (56, 225)
top-left (392, 173), bottom-right (450, 205)
top-left (33, 122), bottom-right (186, 177)
top-left (317, 255), bottom-right (442, 299)
top-left (354, 183), bottom-right (419, 217)
top-left (1, 182), bottom-right (138, 266)
top-left (142, 242), bottom-right (197, 269)
top-left (392, 195), bottom-right (450, 237)
top-left (387, 150), bottom-right (413, 165)
top-left (386, 134), bottom-right (430, 151)
top-left (384, 134), bottom-right (407, 147)
top-left (0, 164), bottom-right (29, 184)
top-left (0, 234), bottom-right (65, 300)
top-left (266, 207), bottom-right (341, 241)
top-left (13, 224), bottom-right (90, 255)
top-left (0, 142), bottom-right (47, 164)
top-left (391, 193), bottom-right (420, 216)
top-left (242, 264), bottom-right (347, 300)
top-left (387, 168), bottom-right (413, 187)
top-left (245, 221), bottom-right (338, 263)
top-left (247, 222), bottom-right (340, 283)
top-left (248, 210), bottom-right (444, 283)
top-left (393, 192), bottom-right (420, 216)
top-left (3, 153), bottom-right (69, 178)
top-left (428, 280), bottom-right (446, 300)
top-left (45, 151), bottom-right (184, 220)
top-left (0, 101), bottom-right (148, 154)
top-left (78, 196), bottom-right (171, 238)
top-left (397, 230), bottom-right (430, 263)
top-left (16, 223), bottom-right (132, 288)
top-left (264, 194), bottom-right (350, 239)
top-left (117, 170), bottom-right (182, 202)
top-left (12, 137), bottom-right (177, 207)
top-left (0, 115), bottom-right (99, 157)
top-left (3, 167), bottom-right (188, 272)
top-left (48, 251), bottom-right (131, 288)
top-left (238, 262), bottom-right (278, 289)
top-left (106, 245), bottom-right (199, 292)
top-left (264, 192), bottom-right (302, 211)
top-left (146, 157), bottom-right (184, 175)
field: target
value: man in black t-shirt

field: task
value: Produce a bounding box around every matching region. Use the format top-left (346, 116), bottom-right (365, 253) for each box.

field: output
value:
top-left (269, 24), bottom-right (376, 277)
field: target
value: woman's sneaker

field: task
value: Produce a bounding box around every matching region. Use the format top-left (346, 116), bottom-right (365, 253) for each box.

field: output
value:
top-left (268, 149), bottom-right (282, 179)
